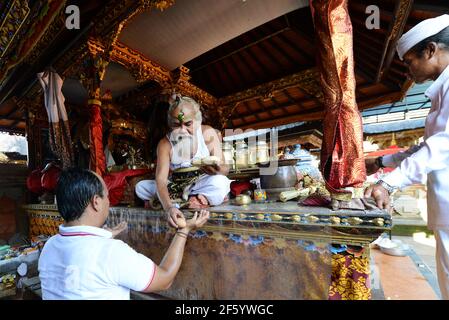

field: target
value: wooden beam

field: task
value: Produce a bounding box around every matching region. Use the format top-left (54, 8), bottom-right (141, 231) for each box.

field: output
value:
top-left (9, 119), bottom-right (22, 128)
top-left (412, 4), bottom-right (449, 17)
top-left (262, 24), bottom-right (308, 66)
top-left (242, 101), bottom-right (262, 121)
top-left (358, 91), bottom-right (404, 110)
top-left (349, 2), bottom-right (394, 24)
top-left (211, 61), bottom-right (235, 95)
top-left (0, 116), bottom-right (23, 121)
top-left (353, 28), bottom-right (385, 47)
top-left (251, 29), bottom-right (286, 71)
top-left (231, 97), bottom-right (315, 121)
top-left (254, 97), bottom-right (277, 118)
top-left (229, 51), bottom-right (251, 85)
top-left (279, 21), bottom-right (315, 59)
top-left (244, 41), bottom-right (273, 76)
top-left (376, 0), bottom-right (414, 82)
top-left (354, 48), bottom-right (382, 72)
top-left (220, 68), bottom-right (321, 107)
top-left (236, 49), bottom-right (265, 80)
top-left (235, 107), bottom-right (325, 130)
top-left (352, 18), bottom-right (389, 36)
top-left (270, 95), bottom-right (290, 115)
top-left (189, 27), bottom-right (289, 74)
top-left (219, 58), bottom-right (243, 93)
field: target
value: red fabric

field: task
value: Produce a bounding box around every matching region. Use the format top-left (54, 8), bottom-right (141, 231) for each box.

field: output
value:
top-left (104, 169), bottom-right (151, 206)
top-left (230, 181), bottom-right (254, 196)
top-left (300, 194), bottom-right (331, 207)
top-left (310, 0), bottom-right (366, 195)
top-left (366, 145), bottom-right (405, 157)
top-left (89, 104), bottom-right (106, 177)
top-left (41, 164), bottom-right (61, 192)
top-left (27, 168), bottom-right (44, 195)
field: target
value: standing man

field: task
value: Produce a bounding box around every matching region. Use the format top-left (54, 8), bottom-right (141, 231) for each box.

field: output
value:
top-left (38, 168), bottom-right (209, 299)
top-left (365, 15), bottom-right (449, 299)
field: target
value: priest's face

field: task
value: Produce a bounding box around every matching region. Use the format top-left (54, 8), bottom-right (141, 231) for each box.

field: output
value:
top-left (168, 103), bottom-right (198, 135)
top-left (168, 103), bottom-right (199, 162)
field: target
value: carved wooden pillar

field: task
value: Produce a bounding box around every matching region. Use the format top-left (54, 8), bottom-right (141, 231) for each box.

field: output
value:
top-left (20, 93), bottom-right (47, 170)
top-left (79, 39), bottom-right (111, 176)
top-left (21, 98), bottom-right (37, 170)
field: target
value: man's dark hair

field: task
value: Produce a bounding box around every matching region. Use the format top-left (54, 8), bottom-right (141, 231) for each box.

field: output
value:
top-left (56, 168), bottom-right (105, 222)
top-left (411, 26), bottom-right (449, 57)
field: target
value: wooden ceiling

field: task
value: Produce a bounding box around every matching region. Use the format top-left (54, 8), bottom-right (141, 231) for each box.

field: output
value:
top-left (182, 0), bottom-right (446, 129)
top-left (0, 0), bottom-right (448, 135)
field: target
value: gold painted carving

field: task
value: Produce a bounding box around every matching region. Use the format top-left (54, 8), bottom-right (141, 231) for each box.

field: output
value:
top-left (112, 41), bottom-right (171, 86)
top-left (389, 0), bottom-right (414, 42)
top-left (93, 0), bottom-right (175, 37)
top-left (24, 7), bottom-right (66, 66)
top-left (0, 0), bottom-right (30, 58)
top-left (219, 68), bottom-right (323, 107)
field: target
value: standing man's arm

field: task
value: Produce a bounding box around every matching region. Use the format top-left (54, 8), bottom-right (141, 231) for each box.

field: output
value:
top-left (381, 143), bottom-right (425, 168)
top-left (365, 143), bottom-right (424, 175)
top-left (365, 93), bottom-right (449, 209)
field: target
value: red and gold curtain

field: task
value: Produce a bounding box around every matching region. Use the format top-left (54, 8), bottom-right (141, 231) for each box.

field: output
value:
top-left (310, 0), bottom-right (366, 198)
top-left (88, 100), bottom-right (106, 176)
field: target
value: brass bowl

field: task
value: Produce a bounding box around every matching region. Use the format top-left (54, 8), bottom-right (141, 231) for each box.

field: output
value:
top-left (235, 194), bottom-right (252, 205)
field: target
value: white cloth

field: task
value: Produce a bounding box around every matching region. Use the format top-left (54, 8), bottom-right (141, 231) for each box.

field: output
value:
top-left (382, 65), bottom-right (449, 229)
top-left (136, 174), bottom-right (231, 206)
top-left (38, 225), bottom-right (156, 300)
top-left (169, 126), bottom-right (210, 170)
top-left (435, 229), bottom-right (449, 300)
top-left (37, 71), bottom-right (69, 123)
top-left (397, 14), bottom-right (449, 60)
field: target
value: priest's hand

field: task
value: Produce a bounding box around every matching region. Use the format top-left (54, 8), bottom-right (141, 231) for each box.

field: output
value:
top-left (200, 164), bottom-right (221, 175)
top-left (365, 157), bottom-right (380, 175)
top-left (179, 209), bottom-right (210, 233)
top-left (364, 184), bottom-right (391, 212)
top-left (167, 206), bottom-right (187, 228)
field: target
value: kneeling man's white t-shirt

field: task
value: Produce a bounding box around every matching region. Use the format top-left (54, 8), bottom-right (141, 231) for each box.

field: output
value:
top-left (38, 225), bottom-right (156, 300)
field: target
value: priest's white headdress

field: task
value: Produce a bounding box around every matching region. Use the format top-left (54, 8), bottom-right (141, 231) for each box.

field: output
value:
top-left (397, 14), bottom-right (449, 60)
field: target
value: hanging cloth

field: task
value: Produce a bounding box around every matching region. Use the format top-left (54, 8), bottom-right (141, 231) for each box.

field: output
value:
top-left (310, 0), bottom-right (367, 202)
top-left (37, 71), bottom-right (74, 168)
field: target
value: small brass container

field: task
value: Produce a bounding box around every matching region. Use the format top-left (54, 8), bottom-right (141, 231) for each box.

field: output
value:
top-left (235, 194), bottom-right (252, 205)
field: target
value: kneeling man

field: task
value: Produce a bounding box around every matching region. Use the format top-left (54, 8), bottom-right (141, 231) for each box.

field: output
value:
top-left (136, 95), bottom-right (231, 228)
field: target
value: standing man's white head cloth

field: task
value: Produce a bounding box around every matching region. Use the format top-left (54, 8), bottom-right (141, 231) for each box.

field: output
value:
top-left (397, 14), bottom-right (449, 60)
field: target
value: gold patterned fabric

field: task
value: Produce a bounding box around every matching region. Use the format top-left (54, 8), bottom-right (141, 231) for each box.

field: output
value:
top-left (310, 0), bottom-right (366, 198)
top-left (149, 169), bottom-right (204, 209)
top-left (329, 253), bottom-right (371, 300)
top-left (49, 120), bottom-right (74, 169)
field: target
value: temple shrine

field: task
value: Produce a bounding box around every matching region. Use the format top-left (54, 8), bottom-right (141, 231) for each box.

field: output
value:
top-left (0, 0), bottom-right (447, 300)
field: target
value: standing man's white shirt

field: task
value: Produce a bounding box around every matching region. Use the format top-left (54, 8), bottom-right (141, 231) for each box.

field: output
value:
top-left (382, 65), bottom-right (449, 230)
top-left (38, 225), bottom-right (156, 300)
